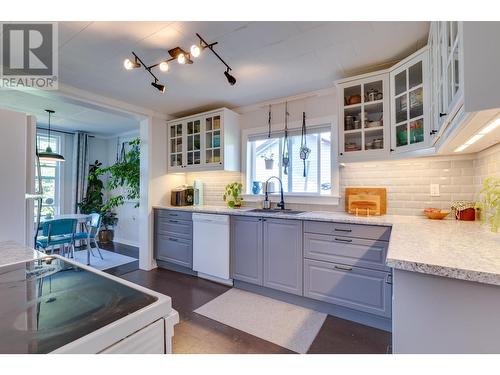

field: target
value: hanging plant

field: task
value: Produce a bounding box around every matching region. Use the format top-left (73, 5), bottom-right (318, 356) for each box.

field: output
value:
top-left (101, 138), bottom-right (141, 211)
top-left (282, 102), bottom-right (290, 175)
top-left (299, 112), bottom-right (311, 177)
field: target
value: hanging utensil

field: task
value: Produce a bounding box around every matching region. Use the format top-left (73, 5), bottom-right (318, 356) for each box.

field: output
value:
top-left (300, 112), bottom-right (311, 177)
top-left (268, 104), bottom-right (272, 138)
top-left (282, 102), bottom-right (290, 175)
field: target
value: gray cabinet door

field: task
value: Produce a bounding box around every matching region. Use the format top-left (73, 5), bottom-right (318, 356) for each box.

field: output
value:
top-left (263, 218), bottom-right (303, 296)
top-left (304, 258), bottom-right (392, 318)
top-left (156, 235), bottom-right (193, 268)
top-left (231, 216), bottom-right (263, 285)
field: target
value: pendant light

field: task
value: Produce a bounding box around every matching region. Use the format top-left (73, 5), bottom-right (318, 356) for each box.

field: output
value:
top-left (38, 109), bottom-right (65, 162)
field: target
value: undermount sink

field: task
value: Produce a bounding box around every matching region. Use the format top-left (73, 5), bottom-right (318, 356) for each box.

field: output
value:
top-left (248, 209), bottom-right (305, 215)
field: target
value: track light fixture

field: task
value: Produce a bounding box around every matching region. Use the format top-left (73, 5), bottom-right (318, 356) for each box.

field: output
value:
top-left (123, 33), bottom-right (236, 92)
top-left (123, 56), bottom-right (140, 70)
top-left (224, 68), bottom-right (237, 86)
top-left (151, 79), bottom-right (166, 93)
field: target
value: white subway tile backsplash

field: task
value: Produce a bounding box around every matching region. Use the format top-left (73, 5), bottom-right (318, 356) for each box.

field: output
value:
top-left (182, 142), bottom-right (500, 217)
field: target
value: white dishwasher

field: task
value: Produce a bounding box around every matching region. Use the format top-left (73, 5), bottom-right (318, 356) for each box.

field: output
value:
top-left (192, 213), bottom-right (232, 286)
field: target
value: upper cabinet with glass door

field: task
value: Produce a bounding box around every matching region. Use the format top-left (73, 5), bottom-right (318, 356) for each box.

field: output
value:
top-left (167, 108), bottom-right (240, 173)
top-left (429, 21), bottom-right (463, 141)
top-left (337, 72), bottom-right (390, 162)
top-left (390, 47), bottom-right (430, 153)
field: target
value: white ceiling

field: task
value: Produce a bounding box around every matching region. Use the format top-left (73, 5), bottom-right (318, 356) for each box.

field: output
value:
top-left (0, 21), bottom-right (429, 135)
top-left (58, 21), bottom-right (429, 117)
top-left (0, 90), bottom-right (139, 136)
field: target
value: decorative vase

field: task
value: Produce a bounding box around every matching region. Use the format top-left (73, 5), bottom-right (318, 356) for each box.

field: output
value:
top-left (265, 159), bottom-right (274, 170)
top-left (252, 181), bottom-right (261, 195)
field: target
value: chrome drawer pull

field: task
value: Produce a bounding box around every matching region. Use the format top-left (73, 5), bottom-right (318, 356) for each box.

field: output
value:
top-left (334, 237), bottom-right (353, 243)
top-left (386, 274), bottom-right (393, 285)
top-left (334, 228), bottom-right (352, 232)
top-left (334, 264), bottom-right (353, 271)
top-left (169, 220), bottom-right (179, 223)
top-left (169, 237), bottom-right (179, 242)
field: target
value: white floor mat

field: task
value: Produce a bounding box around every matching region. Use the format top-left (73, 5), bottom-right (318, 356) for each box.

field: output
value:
top-left (195, 288), bottom-right (327, 353)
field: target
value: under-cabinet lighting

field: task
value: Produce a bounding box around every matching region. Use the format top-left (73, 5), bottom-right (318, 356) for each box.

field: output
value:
top-left (454, 134), bottom-right (485, 152)
top-left (453, 116), bottom-right (500, 153)
top-left (479, 118), bottom-right (500, 135)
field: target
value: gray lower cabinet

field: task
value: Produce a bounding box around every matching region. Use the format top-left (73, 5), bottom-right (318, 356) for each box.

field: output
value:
top-left (154, 209), bottom-right (193, 269)
top-left (156, 235), bottom-right (192, 268)
top-left (231, 216), bottom-right (263, 285)
top-left (304, 258), bottom-right (392, 318)
top-left (263, 218), bottom-right (303, 296)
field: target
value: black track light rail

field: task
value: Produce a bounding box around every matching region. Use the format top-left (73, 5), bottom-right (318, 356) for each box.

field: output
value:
top-left (125, 33), bottom-right (236, 92)
top-left (131, 51), bottom-right (161, 83)
top-left (196, 33), bottom-right (232, 72)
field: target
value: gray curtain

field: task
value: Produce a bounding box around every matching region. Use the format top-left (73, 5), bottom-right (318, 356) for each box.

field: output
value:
top-left (72, 132), bottom-right (89, 214)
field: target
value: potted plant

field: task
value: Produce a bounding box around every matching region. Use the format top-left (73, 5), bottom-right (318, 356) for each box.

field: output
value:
top-left (99, 210), bottom-right (118, 243)
top-left (476, 176), bottom-right (500, 233)
top-left (261, 152), bottom-right (274, 170)
top-left (78, 160), bottom-right (104, 215)
top-left (223, 182), bottom-right (243, 208)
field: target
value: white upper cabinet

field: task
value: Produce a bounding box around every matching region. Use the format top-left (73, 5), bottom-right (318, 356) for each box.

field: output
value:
top-left (337, 72), bottom-right (390, 162)
top-left (389, 47), bottom-right (430, 153)
top-left (429, 21), bottom-right (464, 142)
top-left (167, 108), bottom-right (240, 173)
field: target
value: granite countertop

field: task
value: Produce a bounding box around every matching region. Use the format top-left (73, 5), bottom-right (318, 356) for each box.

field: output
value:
top-left (154, 205), bottom-right (500, 286)
top-left (0, 241), bottom-right (45, 268)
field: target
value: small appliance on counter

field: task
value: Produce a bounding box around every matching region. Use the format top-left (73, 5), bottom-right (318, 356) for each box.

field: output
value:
top-left (192, 180), bottom-right (204, 206)
top-left (171, 185), bottom-right (194, 206)
top-left (345, 187), bottom-right (387, 216)
top-left (451, 201), bottom-right (477, 221)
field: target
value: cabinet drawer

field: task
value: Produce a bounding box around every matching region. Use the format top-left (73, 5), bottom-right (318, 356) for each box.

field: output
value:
top-left (155, 235), bottom-right (192, 268)
top-left (304, 221), bottom-right (391, 241)
top-left (304, 259), bottom-right (392, 318)
top-left (156, 217), bottom-right (192, 239)
top-left (155, 209), bottom-right (192, 221)
top-left (304, 233), bottom-right (389, 271)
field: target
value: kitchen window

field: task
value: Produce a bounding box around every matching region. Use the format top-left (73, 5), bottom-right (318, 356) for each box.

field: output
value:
top-left (36, 133), bottom-right (62, 219)
top-left (246, 125), bottom-right (333, 196)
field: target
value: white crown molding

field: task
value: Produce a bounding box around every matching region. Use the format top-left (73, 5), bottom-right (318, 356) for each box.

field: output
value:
top-left (233, 87), bottom-right (336, 114)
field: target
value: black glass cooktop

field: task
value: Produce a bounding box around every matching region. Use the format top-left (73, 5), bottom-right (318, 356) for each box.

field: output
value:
top-left (0, 257), bottom-right (157, 353)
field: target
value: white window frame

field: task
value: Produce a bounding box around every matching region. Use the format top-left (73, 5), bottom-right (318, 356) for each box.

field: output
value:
top-left (241, 115), bottom-right (340, 206)
top-left (36, 130), bottom-right (63, 217)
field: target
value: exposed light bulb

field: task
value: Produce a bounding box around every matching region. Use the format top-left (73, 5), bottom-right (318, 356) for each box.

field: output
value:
top-left (190, 44), bottom-right (201, 58)
top-left (177, 53), bottom-right (186, 64)
top-left (124, 58), bottom-right (133, 70)
top-left (159, 61), bottom-right (169, 72)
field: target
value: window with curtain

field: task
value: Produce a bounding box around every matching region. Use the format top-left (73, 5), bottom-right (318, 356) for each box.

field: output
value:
top-left (247, 125), bottom-right (332, 195)
top-left (36, 133), bottom-right (62, 219)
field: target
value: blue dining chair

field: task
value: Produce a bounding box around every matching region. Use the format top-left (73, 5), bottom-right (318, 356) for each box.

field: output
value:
top-left (36, 219), bottom-right (77, 258)
top-left (74, 213), bottom-right (104, 264)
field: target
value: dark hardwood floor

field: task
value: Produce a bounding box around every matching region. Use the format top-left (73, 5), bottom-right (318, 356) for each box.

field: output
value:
top-left (119, 267), bottom-right (392, 354)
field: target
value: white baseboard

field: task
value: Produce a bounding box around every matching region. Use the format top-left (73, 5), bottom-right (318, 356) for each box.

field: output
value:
top-left (112, 237), bottom-right (139, 248)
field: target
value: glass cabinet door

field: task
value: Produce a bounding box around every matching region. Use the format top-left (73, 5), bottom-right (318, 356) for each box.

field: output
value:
top-left (186, 118), bottom-right (201, 167)
top-left (204, 114), bottom-right (222, 165)
top-left (436, 21), bottom-right (461, 131)
top-left (391, 50), bottom-right (428, 152)
top-left (169, 122), bottom-right (184, 168)
top-left (339, 74), bottom-right (388, 160)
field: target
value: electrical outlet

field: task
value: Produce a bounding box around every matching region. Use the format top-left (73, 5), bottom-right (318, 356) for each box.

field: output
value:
top-left (430, 184), bottom-right (440, 197)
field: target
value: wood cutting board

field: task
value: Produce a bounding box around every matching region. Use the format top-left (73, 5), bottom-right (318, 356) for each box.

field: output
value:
top-left (345, 187), bottom-right (387, 216)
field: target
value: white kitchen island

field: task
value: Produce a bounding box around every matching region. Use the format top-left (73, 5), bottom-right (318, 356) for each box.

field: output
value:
top-left (0, 241), bottom-right (179, 354)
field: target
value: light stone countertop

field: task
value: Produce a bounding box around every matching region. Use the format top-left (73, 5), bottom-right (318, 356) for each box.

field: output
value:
top-left (154, 205), bottom-right (500, 286)
top-left (0, 241), bottom-right (45, 268)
